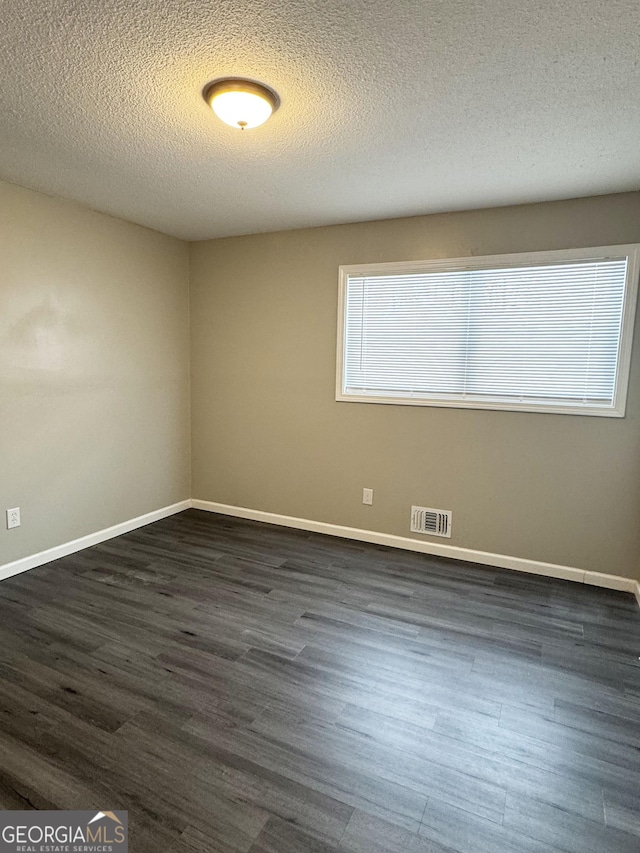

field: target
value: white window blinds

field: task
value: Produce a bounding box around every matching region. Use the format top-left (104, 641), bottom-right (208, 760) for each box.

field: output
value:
top-left (338, 250), bottom-right (638, 416)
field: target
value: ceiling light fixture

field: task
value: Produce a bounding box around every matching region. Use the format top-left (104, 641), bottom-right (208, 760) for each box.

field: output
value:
top-left (203, 78), bottom-right (280, 130)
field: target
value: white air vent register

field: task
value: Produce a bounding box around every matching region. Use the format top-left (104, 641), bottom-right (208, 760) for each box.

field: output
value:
top-left (410, 506), bottom-right (452, 538)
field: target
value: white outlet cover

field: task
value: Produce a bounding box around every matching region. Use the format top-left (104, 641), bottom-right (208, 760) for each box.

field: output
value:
top-left (6, 507), bottom-right (20, 529)
top-left (362, 488), bottom-right (374, 505)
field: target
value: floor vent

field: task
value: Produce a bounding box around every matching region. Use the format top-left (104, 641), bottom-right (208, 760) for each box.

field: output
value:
top-left (410, 506), bottom-right (452, 538)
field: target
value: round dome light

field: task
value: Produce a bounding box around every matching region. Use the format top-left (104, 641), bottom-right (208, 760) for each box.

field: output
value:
top-left (203, 78), bottom-right (280, 130)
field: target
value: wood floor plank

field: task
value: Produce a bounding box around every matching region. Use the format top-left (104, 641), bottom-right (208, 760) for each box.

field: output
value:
top-left (419, 796), bottom-right (562, 853)
top-left (503, 793), bottom-right (640, 853)
top-left (603, 787), bottom-right (640, 838)
top-left (0, 508), bottom-right (638, 852)
top-left (338, 809), bottom-right (451, 853)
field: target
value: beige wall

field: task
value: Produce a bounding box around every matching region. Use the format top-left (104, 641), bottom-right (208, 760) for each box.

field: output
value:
top-left (3, 184), bottom-right (639, 581)
top-left (0, 180), bottom-right (191, 566)
top-left (190, 193), bottom-right (640, 581)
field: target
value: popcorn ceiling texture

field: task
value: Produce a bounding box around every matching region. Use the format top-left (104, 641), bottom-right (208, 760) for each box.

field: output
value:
top-left (0, 0), bottom-right (639, 240)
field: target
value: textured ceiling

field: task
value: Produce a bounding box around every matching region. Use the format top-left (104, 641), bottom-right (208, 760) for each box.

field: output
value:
top-left (1, 0), bottom-right (639, 240)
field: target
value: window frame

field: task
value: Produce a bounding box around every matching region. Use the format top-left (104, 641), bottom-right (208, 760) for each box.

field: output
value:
top-left (336, 244), bottom-right (640, 417)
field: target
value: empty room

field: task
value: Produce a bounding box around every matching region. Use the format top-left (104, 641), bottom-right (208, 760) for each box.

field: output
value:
top-left (1, 1), bottom-right (639, 852)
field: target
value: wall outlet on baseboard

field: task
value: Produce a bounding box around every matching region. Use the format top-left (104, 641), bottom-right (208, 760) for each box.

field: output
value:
top-left (362, 488), bottom-right (374, 506)
top-left (6, 508), bottom-right (20, 529)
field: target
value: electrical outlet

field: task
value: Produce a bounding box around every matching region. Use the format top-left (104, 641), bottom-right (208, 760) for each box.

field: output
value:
top-left (6, 507), bottom-right (20, 529)
top-left (362, 488), bottom-right (374, 506)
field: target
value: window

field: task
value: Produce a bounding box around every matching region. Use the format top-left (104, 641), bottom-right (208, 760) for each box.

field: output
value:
top-left (337, 246), bottom-right (639, 416)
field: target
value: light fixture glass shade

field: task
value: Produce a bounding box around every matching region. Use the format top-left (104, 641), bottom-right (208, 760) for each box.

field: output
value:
top-left (203, 79), bottom-right (279, 130)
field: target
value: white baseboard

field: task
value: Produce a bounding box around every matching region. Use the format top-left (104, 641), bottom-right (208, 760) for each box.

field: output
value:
top-left (192, 499), bottom-right (639, 599)
top-left (2, 498), bottom-right (638, 605)
top-left (0, 500), bottom-right (191, 583)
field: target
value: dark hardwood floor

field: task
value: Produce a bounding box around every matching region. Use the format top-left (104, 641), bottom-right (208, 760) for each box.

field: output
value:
top-left (0, 509), bottom-right (639, 852)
